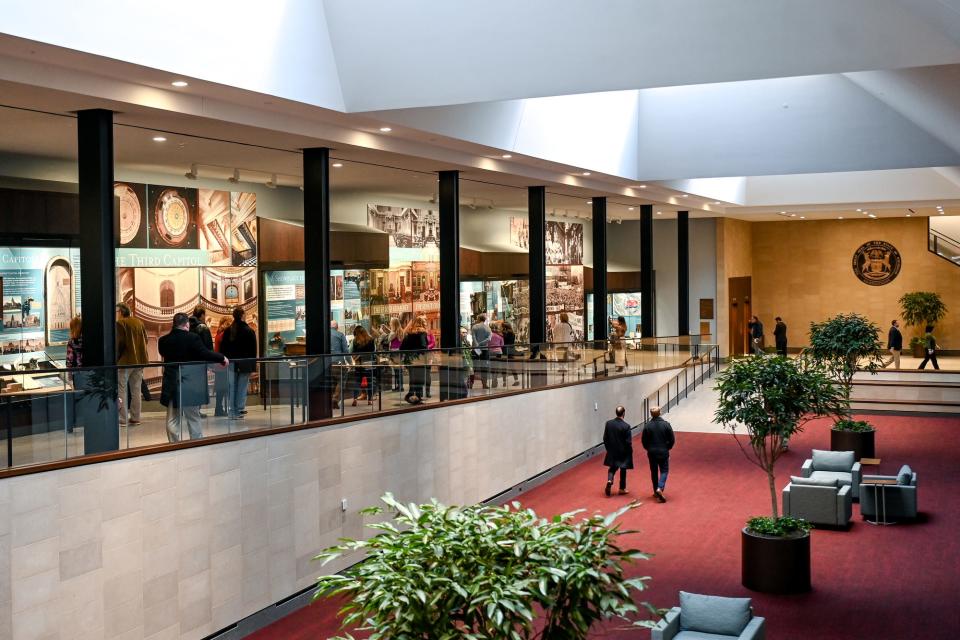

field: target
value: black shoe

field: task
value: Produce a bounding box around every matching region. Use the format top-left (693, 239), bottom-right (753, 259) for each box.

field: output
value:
top-left (655, 490), bottom-right (667, 503)
top-left (605, 481), bottom-right (612, 497)
top-left (239, 410), bottom-right (248, 415)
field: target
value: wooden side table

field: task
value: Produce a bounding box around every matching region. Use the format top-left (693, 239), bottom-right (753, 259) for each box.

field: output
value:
top-left (860, 457), bottom-right (881, 465)
top-left (862, 477), bottom-right (897, 525)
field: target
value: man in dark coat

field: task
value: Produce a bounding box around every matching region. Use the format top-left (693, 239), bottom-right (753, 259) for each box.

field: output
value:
top-left (884, 319), bottom-right (903, 369)
top-left (602, 406), bottom-right (634, 497)
top-left (218, 307), bottom-right (258, 419)
top-left (641, 406), bottom-right (675, 503)
top-left (773, 317), bottom-right (788, 356)
top-left (159, 312), bottom-right (228, 442)
top-left (747, 316), bottom-right (764, 355)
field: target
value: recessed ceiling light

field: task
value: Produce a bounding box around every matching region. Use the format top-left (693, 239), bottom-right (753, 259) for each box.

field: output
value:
top-left (581, 172), bottom-right (591, 176)
top-left (638, 184), bottom-right (647, 189)
top-left (332, 162), bottom-right (343, 168)
top-left (838, 216), bottom-right (844, 220)
top-left (171, 80), bottom-right (188, 87)
top-left (940, 211), bottom-right (945, 215)
top-left (780, 211), bottom-right (786, 214)
top-left (587, 200), bottom-right (592, 205)
top-left (152, 136), bottom-right (166, 142)
top-left (379, 126), bottom-right (392, 132)
top-left (501, 154), bottom-right (512, 159)
top-left (681, 194), bottom-right (689, 198)
top-left (868, 214), bottom-right (877, 218)
top-left (856, 208), bottom-right (862, 212)
top-left (656, 211), bottom-right (662, 215)
top-left (789, 213), bottom-right (796, 217)
top-left (906, 214), bottom-right (912, 217)
top-left (800, 216), bottom-right (806, 219)
top-left (628, 207), bottom-right (635, 211)
top-left (712, 201), bottom-right (721, 205)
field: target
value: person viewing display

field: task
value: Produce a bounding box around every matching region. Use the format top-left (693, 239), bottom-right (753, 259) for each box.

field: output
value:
top-left (213, 317), bottom-right (232, 416)
top-left (500, 321), bottom-right (520, 387)
top-left (158, 312), bottom-right (228, 442)
top-left (470, 313), bottom-right (491, 389)
top-left (115, 302), bottom-right (149, 427)
top-left (388, 317), bottom-right (405, 392)
top-left (350, 325), bottom-right (375, 406)
top-left (400, 316), bottom-right (429, 404)
top-left (218, 307), bottom-right (257, 419)
top-left (609, 315), bottom-right (627, 371)
top-left (774, 316), bottom-right (788, 356)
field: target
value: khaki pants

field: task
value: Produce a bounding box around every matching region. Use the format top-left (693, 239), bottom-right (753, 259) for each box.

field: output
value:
top-left (118, 367), bottom-right (143, 425)
top-left (885, 348), bottom-right (901, 369)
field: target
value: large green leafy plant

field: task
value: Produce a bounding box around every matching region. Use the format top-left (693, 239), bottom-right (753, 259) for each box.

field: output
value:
top-left (806, 313), bottom-right (884, 417)
top-left (314, 494), bottom-right (657, 639)
top-left (898, 291), bottom-right (947, 337)
top-left (714, 356), bottom-right (844, 523)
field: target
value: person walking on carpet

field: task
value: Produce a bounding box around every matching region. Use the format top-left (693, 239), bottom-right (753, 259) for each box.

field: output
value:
top-left (602, 406), bottom-right (634, 497)
top-left (641, 406), bottom-right (675, 503)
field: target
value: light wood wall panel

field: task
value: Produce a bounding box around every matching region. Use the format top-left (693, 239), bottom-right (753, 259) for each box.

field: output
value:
top-left (751, 217), bottom-right (960, 347)
top-left (716, 218), bottom-right (754, 356)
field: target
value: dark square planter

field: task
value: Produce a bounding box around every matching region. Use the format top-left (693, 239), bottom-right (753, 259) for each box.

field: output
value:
top-left (831, 428), bottom-right (875, 461)
top-left (741, 528), bottom-right (811, 594)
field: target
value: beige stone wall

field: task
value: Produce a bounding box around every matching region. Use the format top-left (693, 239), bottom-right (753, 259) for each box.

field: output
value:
top-left (716, 218), bottom-right (754, 357)
top-left (751, 217), bottom-right (960, 347)
top-left (0, 369), bottom-right (676, 640)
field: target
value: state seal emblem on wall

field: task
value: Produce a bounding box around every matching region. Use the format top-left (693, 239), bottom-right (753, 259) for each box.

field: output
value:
top-left (852, 240), bottom-right (901, 286)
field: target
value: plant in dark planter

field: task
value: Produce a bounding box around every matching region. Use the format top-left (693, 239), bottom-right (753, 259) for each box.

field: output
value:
top-left (313, 494), bottom-right (659, 639)
top-left (714, 355), bottom-right (844, 594)
top-left (830, 418), bottom-right (876, 461)
top-left (805, 313), bottom-right (883, 459)
top-left (899, 291), bottom-right (948, 357)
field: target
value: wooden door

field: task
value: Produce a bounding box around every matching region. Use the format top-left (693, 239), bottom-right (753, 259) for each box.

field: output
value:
top-left (728, 276), bottom-right (752, 356)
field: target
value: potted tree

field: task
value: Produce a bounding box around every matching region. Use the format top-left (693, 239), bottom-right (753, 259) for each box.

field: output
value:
top-left (899, 291), bottom-right (947, 358)
top-left (314, 493), bottom-right (658, 638)
top-left (806, 313), bottom-right (885, 460)
top-left (714, 355), bottom-right (844, 594)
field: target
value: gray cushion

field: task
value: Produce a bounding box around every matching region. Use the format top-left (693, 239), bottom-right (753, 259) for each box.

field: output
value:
top-left (897, 465), bottom-right (913, 486)
top-left (811, 449), bottom-right (854, 472)
top-left (790, 475), bottom-right (839, 487)
top-left (808, 470), bottom-right (852, 486)
top-left (679, 591), bottom-right (751, 636)
top-left (675, 632), bottom-right (738, 640)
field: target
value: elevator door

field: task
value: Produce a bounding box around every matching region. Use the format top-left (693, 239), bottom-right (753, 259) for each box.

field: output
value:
top-left (728, 276), bottom-right (752, 357)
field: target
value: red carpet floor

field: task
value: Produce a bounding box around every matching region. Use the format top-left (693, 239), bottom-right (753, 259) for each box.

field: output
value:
top-left (249, 414), bottom-right (960, 639)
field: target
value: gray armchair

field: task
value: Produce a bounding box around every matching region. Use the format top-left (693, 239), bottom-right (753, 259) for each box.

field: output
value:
top-left (651, 592), bottom-right (765, 640)
top-left (801, 449), bottom-right (862, 500)
top-left (782, 476), bottom-right (852, 526)
top-left (860, 465), bottom-right (917, 521)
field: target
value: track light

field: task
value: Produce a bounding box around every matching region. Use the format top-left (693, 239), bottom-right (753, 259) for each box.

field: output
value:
top-left (228, 169), bottom-right (240, 184)
top-left (184, 163), bottom-right (198, 180)
top-left (265, 174), bottom-right (278, 189)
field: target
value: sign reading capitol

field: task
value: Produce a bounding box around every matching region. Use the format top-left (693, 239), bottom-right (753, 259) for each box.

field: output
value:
top-left (852, 240), bottom-right (901, 286)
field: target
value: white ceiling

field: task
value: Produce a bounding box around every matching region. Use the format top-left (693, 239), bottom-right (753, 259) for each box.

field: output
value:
top-left (3, 2), bottom-right (960, 220)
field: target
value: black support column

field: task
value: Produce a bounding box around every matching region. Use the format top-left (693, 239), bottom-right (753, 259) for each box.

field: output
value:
top-left (640, 204), bottom-right (655, 338)
top-left (77, 109), bottom-right (118, 453)
top-left (528, 187), bottom-right (547, 345)
top-left (78, 110), bottom-right (116, 367)
top-left (438, 171), bottom-right (460, 348)
top-left (303, 148), bottom-right (332, 419)
top-left (592, 197), bottom-right (608, 342)
top-left (678, 211), bottom-right (690, 336)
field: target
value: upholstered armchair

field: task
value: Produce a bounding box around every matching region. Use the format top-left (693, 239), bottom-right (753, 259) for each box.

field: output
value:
top-left (782, 476), bottom-right (852, 527)
top-left (860, 465), bottom-right (918, 521)
top-left (651, 592), bottom-right (766, 640)
top-left (801, 449), bottom-right (862, 500)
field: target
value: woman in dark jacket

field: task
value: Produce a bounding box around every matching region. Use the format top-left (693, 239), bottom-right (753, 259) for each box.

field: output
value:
top-left (218, 307), bottom-right (257, 419)
top-left (350, 326), bottom-right (376, 406)
top-left (399, 317), bottom-right (429, 404)
top-left (501, 321), bottom-right (520, 387)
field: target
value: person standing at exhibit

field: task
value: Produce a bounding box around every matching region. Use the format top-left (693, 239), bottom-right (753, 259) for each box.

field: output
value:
top-left (554, 312), bottom-right (575, 362)
top-left (602, 406), bottom-right (633, 496)
top-left (884, 319), bottom-right (903, 369)
top-left (471, 313), bottom-right (491, 389)
top-left (115, 303), bottom-right (149, 427)
top-left (66, 315), bottom-right (83, 434)
top-left (918, 325), bottom-right (940, 370)
top-left (610, 315), bottom-right (627, 371)
top-left (330, 320), bottom-right (349, 407)
top-left (641, 406), bottom-right (675, 503)
top-left (773, 317), bottom-right (788, 356)
top-left (501, 321), bottom-right (520, 387)
top-left (189, 306), bottom-right (214, 417)
top-left (218, 307), bottom-right (257, 419)
top-left (747, 315), bottom-right (764, 355)
top-left (400, 316), bottom-right (429, 404)
top-left (388, 317), bottom-right (405, 392)
top-left (350, 325), bottom-right (375, 406)
top-left (213, 317), bottom-right (232, 416)
top-left (421, 316), bottom-right (436, 398)
top-left (159, 312), bottom-right (228, 442)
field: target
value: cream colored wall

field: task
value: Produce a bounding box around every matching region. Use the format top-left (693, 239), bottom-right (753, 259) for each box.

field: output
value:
top-left (0, 369), bottom-right (676, 640)
top-left (715, 218), bottom-right (754, 356)
top-left (751, 217), bottom-right (960, 347)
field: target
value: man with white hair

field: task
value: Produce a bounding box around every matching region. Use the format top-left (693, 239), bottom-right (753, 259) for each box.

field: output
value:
top-left (641, 406), bottom-right (675, 503)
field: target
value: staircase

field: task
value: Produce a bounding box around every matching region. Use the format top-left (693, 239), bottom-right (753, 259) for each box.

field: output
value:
top-left (850, 370), bottom-right (960, 414)
top-left (928, 220), bottom-right (960, 265)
